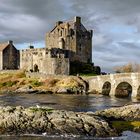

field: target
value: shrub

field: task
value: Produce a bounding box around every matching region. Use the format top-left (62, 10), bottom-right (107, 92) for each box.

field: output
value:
top-left (0, 80), bottom-right (18, 88)
top-left (30, 80), bottom-right (42, 87)
top-left (70, 61), bottom-right (96, 75)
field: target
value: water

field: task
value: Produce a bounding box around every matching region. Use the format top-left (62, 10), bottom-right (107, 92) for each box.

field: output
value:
top-left (0, 93), bottom-right (139, 140)
top-left (0, 93), bottom-right (139, 112)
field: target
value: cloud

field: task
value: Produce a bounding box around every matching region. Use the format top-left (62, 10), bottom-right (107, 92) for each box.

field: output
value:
top-left (0, 0), bottom-right (140, 72)
top-left (0, 0), bottom-right (73, 43)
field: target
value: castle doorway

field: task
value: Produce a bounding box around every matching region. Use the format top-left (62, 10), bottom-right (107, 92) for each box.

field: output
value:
top-left (34, 64), bottom-right (39, 72)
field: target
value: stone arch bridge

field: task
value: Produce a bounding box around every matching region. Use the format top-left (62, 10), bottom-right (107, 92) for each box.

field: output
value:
top-left (87, 73), bottom-right (140, 98)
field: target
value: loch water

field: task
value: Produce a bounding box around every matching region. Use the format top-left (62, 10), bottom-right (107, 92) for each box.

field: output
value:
top-left (0, 93), bottom-right (139, 140)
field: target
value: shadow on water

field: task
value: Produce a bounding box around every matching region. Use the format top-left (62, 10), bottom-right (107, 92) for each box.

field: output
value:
top-left (0, 93), bottom-right (139, 112)
top-left (0, 135), bottom-right (129, 140)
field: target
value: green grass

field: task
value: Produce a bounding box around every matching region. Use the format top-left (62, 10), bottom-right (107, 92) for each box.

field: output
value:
top-left (79, 73), bottom-right (97, 76)
top-left (30, 79), bottom-right (43, 87)
top-left (112, 121), bottom-right (140, 133)
top-left (29, 107), bottom-right (54, 113)
top-left (14, 71), bottom-right (26, 78)
top-left (0, 80), bottom-right (18, 88)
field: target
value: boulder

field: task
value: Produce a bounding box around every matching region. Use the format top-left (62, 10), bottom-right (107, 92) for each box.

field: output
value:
top-left (95, 104), bottom-right (140, 134)
top-left (15, 85), bottom-right (38, 93)
top-left (95, 104), bottom-right (140, 121)
top-left (0, 106), bottom-right (117, 137)
top-left (56, 87), bottom-right (68, 94)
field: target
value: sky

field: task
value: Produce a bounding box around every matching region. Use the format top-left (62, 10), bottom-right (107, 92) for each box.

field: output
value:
top-left (0, 0), bottom-right (140, 72)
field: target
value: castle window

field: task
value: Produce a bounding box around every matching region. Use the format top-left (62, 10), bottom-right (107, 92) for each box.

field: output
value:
top-left (79, 44), bottom-right (82, 51)
top-left (58, 29), bottom-right (59, 35)
top-left (60, 30), bottom-right (63, 36)
top-left (70, 29), bottom-right (74, 36)
top-left (39, 53), bottom-right (42, 57)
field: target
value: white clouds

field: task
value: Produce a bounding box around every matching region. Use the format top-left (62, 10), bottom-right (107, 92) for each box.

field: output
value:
top-left (0, 14), bottom-right (43, 30)
top-left (94, 34), bottom-right (112, 47)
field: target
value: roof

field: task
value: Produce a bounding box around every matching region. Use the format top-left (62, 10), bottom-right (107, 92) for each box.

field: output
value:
top-left (0, 43), bottom-right (9, 51)
top-left (50, 19), bottom-right (75, 33)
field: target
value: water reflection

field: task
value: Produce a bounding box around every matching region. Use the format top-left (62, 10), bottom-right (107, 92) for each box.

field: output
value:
top-left (0, 93), bottom-right (139, 112)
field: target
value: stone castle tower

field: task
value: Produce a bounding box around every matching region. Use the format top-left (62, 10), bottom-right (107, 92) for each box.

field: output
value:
top-left (0, 17), bottom-right (95, 75)
top-left (46, 16), bottom-right (93, 63)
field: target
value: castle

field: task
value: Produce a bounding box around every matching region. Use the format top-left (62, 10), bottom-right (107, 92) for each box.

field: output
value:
top-left (0, 17), bottom-right (96, 75)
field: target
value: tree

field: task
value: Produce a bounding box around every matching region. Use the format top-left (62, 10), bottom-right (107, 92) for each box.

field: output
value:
top-left (114, 63), bottom-right (133, 73)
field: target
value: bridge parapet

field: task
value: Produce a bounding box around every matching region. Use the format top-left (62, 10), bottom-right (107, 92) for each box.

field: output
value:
top-left (87, 72), bottom-right (140, 98)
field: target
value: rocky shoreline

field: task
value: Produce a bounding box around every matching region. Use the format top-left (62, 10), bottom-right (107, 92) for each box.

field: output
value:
top-left (0, 104), bottom-right (139, 137)
top-left (0, 106), bottom-right (117, 137)
top-left (0, 71), bottom-right (90, 95)
top-left (95, 104), bottom-right (140, 134)
top-left (95, 104), bottom-right (140, 121)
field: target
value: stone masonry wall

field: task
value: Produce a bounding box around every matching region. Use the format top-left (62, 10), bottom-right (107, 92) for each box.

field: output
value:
top-left (0, 52), bottom-right (3, 70)
top-left (42, 58), bottom-right (69, 75)
top-left (20, 48), bottom-right (49, 72)
top-left (46, 17), bottom-right (92, 63)
top-left (20, 48), bottom-right (69, 75)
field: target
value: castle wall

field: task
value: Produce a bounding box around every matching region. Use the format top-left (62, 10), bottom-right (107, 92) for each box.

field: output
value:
top-left (20, 48), bottom-right (69, 75)
top-left (46, 22), bottom-right (73, 50)
top-left (0, 52), bottom-right (3, 70)
top-left (46, 16), bottom-right (92, 63)
top-left (20, 48), bottom-right (48, 72)
top-left (42, 58), bottom-right (69, 75)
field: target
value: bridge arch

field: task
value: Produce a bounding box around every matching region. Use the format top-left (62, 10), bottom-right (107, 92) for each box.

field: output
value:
top-left (115, 81), bottom-right (132, 98)
top-left (102, 81), bottom-right (111, 95)
top-left (88, 73), bottom-right (140, 98)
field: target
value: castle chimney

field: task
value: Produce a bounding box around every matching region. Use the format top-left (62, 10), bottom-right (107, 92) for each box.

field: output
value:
top-left (8, 40), bottom-right (13, 44)
top-left (29, 45), bottom-right (34, 49)
top-left (55, 21), bottom-right (63, 26)
top-left (74, 16), bottom-right (81, 23)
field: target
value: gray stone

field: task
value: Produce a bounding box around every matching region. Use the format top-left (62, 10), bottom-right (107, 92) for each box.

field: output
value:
top-left (87, 73), bottom-right (140, 98)
top-left (0, 106), bottom-right (117, 137)
top-left (15, 85), bottom-right (38, 93)
top-left (57, 88), bottom-right (68, 93)
top-left (95, 104), bottom-right (140, 121)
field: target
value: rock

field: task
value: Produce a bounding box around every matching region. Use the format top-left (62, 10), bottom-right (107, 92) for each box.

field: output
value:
top-left (56, 88), bottom-right (68, 94)
top-left (35, 90), bottom-right (53, 94)
top-left (88, 89), bottom-right (100, 94)
top-left (95, 104), bottom-right (140, 121)
top-left (56, 76), bottom-right (88, 94)
top-left (0, 106), bottom-right (117, 137)
top-left (15, 85), bottom-right (38, 93)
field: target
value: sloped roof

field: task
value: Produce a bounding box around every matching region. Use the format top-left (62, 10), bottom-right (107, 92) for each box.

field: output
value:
top-left (50, 20), bottom-right (75, 33)
top-left (0, 43), bottom-right (9, 51)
